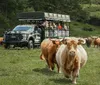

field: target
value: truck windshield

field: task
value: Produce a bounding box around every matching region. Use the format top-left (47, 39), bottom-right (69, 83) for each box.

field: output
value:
top-left (13, 26), bottom-right (32, 31)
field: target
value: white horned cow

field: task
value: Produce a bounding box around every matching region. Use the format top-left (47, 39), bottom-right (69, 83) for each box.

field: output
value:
top-left (56, 39), bottom-right (87, 84)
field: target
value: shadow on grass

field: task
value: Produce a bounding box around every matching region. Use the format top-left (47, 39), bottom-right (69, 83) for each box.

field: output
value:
top-left (3, 47), bottom-right (25, 50)
top-left (32, 68), bottom-right (72, 84)
top-left (32, 67), bottom-right (57, 76)
top-left (3, 46), bottom-right (40, 50)
top-left (49, 78), bottom-right (72, 84)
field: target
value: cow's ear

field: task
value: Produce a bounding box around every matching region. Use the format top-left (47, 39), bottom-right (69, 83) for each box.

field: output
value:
top-left (64, 41), bottom-right (67, 45)
top-left (52, 40), bottom-right (56, 44)
top-left (78, 39), bottom-right (84, 45)
top-left (61, 39), bottom-right (67, 45)
top-left (61, 38), bottom-right (65, 44)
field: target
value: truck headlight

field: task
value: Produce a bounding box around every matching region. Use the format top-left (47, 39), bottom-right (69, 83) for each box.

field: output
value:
top-left (22, 34), bottom-right (27, 40)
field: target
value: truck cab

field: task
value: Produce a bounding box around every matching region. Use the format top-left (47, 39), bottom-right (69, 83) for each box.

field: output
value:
top-left (3, 25), bottom-right (41, 49)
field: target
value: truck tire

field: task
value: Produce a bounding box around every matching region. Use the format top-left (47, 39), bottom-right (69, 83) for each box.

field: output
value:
top-left (4, 44), bottom-right (10, 49)
top-left (28, 40), bottom-right (34, 49)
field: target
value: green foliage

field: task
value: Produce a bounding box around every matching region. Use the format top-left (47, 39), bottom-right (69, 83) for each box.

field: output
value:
top-left (90, 11), bottom-right (100, 18)
top-left (82, 4), bottom-right (100, 12)
top-left (79, 0), bottom-right (100, 4)
top-left (0, 14), bottom-right (10, 36)
top-left (0, 14), bottom-right (10, 28)
top-left (0, 0), bottom-right (28, 35)
top-left (70, 21), bottom-right (100, 37)
top-left (23, 7), bottom-right (35, 12)
top-left (91, 0), bottom-right (100, 4)
top-left (82, 4), bottom-right (100, 25)
top-left (28, 0), bottom-right (90, 21)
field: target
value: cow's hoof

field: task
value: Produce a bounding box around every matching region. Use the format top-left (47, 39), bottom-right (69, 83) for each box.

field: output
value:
top-left (76, 75), bottom-right (79, 77)
top-left (76, 73), bottom-right (79, 78)
top-left (72, 81), bottom-right (77, 84)
top-left (58, 70), bottom-right (62, 73)
top-left (65, 75), bottom-right (70, 78)
top-left (52, 67), bottom-right (54, 70)
top-left (50, 67), bottom-right (54, 71)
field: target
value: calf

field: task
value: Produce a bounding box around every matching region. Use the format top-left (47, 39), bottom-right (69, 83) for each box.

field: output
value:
top-left (56, 39), bottom-right (87, 84)
top-left (40, 39), bottom-right (61, 71)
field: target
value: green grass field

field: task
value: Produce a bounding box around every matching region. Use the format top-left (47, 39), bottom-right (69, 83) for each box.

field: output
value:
top-left (0, 45), bottom-right (100, 85)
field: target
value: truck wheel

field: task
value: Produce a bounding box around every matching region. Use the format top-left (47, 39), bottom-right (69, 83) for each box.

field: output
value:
top-left (4, 44), bottom-right (10, 49)
top-left (28, 40), bottom-right (34, 49)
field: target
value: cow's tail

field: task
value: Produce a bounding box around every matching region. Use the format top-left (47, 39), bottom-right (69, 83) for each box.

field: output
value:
top-left (40, 53), bottom-right (45, 60)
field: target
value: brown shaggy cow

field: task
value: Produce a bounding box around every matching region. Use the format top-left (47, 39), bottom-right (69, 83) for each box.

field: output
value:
top-left (93, 38), bottom-right (100, 48)
top-left (40, 38), bottom-right (61, 71)
top-left (56, 39), bottom-right (87, 84)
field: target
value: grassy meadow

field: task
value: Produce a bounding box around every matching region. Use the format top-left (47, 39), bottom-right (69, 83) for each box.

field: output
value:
top-left (0, 45), bottom-right (100, 85)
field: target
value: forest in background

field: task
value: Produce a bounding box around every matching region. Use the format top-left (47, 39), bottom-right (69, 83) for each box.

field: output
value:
top-left (0, 0), bottom-right (100, 36)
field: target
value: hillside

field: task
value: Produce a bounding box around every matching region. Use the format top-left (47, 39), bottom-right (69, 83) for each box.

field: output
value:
top-left (70, 21), bottom-right (100, 37)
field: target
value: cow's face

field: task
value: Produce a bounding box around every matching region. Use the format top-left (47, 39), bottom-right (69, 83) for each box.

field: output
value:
top-left (67, 40), bottom-right (77, 58)
top-left (51, 40), bottom-right (61, 49)
top-left (65, 39), bottom-right (84, 59)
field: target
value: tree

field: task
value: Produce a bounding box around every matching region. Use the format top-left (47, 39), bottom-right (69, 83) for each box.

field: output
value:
top-left (28, 0), bottom-right (90, 22)
top-left (0, 0), bottom-right (28, 30)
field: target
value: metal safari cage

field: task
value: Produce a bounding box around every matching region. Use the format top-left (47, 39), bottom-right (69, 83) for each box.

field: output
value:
top-left (17, 12), bottom-right (71, 39)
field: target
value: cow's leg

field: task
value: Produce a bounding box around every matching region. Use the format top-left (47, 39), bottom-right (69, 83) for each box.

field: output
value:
top-left (48, 55), bottom-right (55, 71)
top-left (94, 45), bottom-right (95, 48)
top-left (72, 68), bottom-right (80, 84)
top-left (45, 59), bottom-right (50, 69)
top-left (72, 76), bottom-right (77, 84)
top-left (56, 63), bottom-right (61, 73)
top-left (97, 44), bottom-right (99, 48)
top-left (65, 70), bottom-right (72, 78)
top-left (72, 61), bottom-right (80, 84)
top-left (99, 44), bottom-right (100, 48)
top-left (62, 68), bottom-right (72, 79)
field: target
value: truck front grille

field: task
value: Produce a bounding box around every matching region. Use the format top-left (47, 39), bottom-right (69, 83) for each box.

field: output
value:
top-left (5, 34), bottom-right (23, 41)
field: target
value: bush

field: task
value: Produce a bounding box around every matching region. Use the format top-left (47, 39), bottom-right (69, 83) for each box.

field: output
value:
top-left (0, 14), bottom-right (10, 29)
top-left (88, 16), bottom-right (100, 26)
top-left (0, 14), bottom-right (10, 36)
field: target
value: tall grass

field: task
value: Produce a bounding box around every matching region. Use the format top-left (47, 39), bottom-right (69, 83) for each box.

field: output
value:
top-left (0, 45), bottom-right (100, 85)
